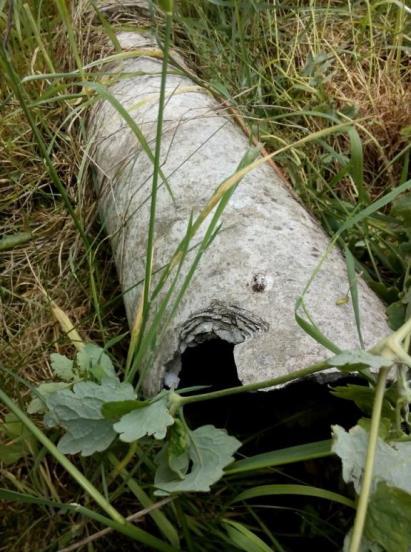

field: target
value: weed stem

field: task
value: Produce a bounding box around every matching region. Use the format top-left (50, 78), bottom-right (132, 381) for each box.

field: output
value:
top-left (178, 360), bottom-right (329, 406)
top-left (349, 365), bottom-right (390, 552)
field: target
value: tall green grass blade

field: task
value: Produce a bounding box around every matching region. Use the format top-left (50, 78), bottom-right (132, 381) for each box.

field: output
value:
top-left (127, 215), bottom-right (193, 383)
top-left (129, 147), bottom-right (260, 385)
top-left (53, 0), bottom-right (83, 76)
top-left (320, 179), bottom-right (411, 253)
top-left (347, 127), bottom-right (368, 203)
top-left (349, 367), bottom-right (391, 552)
top-left (11, 0), bottom-right (23, 45)
top-left (152, 142), bottom-right (258, 306)
top-left (231, 484), bottom-right (355, 509)
top-left (226, 440), bottom-right (332, 475)
top-left (20, 50), bottom-right (166, 84)
top-left (141, 11), bottom-right (173, 335)
top-left (161, 150), bottom-right (261, 327)
top-left (295, 297), bottom-right (342, 354)
top-left (221, 519), bottom-right (273, 552)
top-left (345, 245), bottom-right (365, 349)
top-left (22, 3), bottom-right (55, 73)
top-left (400, 149), bottom-right (409, 184)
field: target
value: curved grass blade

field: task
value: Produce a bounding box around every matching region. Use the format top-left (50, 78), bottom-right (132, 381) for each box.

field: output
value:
top-left (221, 519), bottom-right (272, 552)
top-left (347, 126), bottom-right (368, 204)
top-left (345, 245), bottom-right (365, 349)
top-left (231, 484), bottom-right (355, 509)
top-left (295, 297), bottom-right (342, 354)
top-left (225, 439), bottom-right (332, 475)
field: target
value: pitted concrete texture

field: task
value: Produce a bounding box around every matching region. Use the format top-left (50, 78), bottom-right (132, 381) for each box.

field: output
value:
top-left (90, 30), bottom-right (390, 396)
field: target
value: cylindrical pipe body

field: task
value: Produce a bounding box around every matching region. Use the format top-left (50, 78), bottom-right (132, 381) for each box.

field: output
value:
top-left (90, 31), bottom-right (389, 395)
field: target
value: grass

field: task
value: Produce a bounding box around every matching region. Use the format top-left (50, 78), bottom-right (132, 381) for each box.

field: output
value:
top-left (0, 0), bottom-right (410, 551)
top-left (174, 1), bottom-right (410, 191)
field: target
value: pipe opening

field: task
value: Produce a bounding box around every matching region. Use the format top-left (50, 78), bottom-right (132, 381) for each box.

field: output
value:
top-left (179, 338), bottom-right (241, 389)
top-left (178, 347), bottom-right (363, 453)
top-left (177, 340), bottom-right (366, 551)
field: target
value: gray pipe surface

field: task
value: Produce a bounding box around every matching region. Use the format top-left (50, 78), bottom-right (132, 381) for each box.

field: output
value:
top-left (90, 28), bottom-right (389, 396)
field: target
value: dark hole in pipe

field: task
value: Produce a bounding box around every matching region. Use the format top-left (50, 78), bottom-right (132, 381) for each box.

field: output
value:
top-left (179, 338), bottom-right (362, 448)
top-left (178, 338), bottom-right (241, 389)
top-left (177, 338), bottom-right (364, 552)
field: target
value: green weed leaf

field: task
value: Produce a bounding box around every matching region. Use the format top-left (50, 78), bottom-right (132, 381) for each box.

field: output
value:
top-left (154, 425), bottom-right (241, 494)
top-left (343, 531), bottom-right (383, 551)
top-left (328, 350), bottom-right (393, 372)
top-left (27, 382), bottom-right (71, 414)
top-left (50, 353), bottom-right (74, 381)
top-left (386, 288), bottom-right (411, 330)
top-left (358, 417), bottom-right (392, 439)
top-left (113, 396), bottom-right (174, 443)
top-left (332, 424), bottom-right (411, 494)
top-left (365, 482), bottom-right (411, 552)
top-left (76, 344), bottom-right (116, 381)
top-left (45, 379), bottom-right (136, 456)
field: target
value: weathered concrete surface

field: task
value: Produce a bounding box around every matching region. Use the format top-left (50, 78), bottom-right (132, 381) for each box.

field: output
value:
top-left (90, 30), bottom-right (390, 396)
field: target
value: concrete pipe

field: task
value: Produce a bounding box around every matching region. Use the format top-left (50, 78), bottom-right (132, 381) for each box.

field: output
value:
top-left (89, 14), bottom-right (389, 396)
